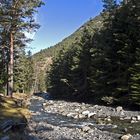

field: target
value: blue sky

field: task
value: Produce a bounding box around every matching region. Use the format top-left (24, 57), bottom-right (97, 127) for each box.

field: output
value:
top-left (27, 0), bottom-right (103, 54)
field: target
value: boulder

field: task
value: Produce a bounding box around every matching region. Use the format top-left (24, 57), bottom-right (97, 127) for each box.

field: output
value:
top-left (74, 115), bottom-right (79, 119)
top-left (131, 117), bottom-right (137, 121)
top-left (78, 114), bottom-right (86, 119)
top-left (105, 118), bottom-right (111, 122)
top-left (81, 126), bottom-right (91, 132)
top-left (43, 103), bottom-right (47, 106)
top-left (137, 115), bottom-right (140, 121)
top-left (82, 110), bottom-right (90, 115)
top-left (116, 106), bottom-right (123, 112)
top-left (75, 108), bottom-right (80, 112)
top-left (131, 120), bottom-right (137, 123)
top-left (121, 134), bottom-right (132, 140)
top-left (124, 117), bottom-right (131, 120)
top-left (87, 112), bottom-right (96, 118)
top-left (66, 113), bottom-right (76, 118)
top-left (94, 105), bottom-right (98, 108)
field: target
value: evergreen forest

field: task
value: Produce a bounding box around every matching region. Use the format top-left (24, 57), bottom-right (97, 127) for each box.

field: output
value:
top-left (0, 0), bottom-right (44, 95)
top-left (45, 0), bottom-right (140, 108)
top-left (0, 0), bottom-right (140, 109)
top-left (1, 0), bottom-right (140, 139)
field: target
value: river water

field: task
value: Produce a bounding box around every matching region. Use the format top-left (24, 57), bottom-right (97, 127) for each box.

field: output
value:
top-left (28, 94), bottom-right (140, 140)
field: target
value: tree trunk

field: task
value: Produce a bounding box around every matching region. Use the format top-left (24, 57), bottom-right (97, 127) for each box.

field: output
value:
top-left (7, 32), bottom-right (14, 97)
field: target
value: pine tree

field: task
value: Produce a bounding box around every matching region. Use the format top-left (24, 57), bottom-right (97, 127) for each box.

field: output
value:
top-left (0, 0), bottom-right (44, 96)
top-left (102, 0), bottom-right (117, 11)
top-left (69, 28), bottom-right (92, 100)
top-left (14, 50), bottom-right (34, 93)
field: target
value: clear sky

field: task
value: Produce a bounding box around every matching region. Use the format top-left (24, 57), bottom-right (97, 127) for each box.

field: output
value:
top-left (27, 0), bottom-right (103, 54)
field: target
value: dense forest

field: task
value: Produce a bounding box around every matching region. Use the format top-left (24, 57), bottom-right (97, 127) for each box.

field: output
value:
top-left (32, 15), bottom-right (104, 92)
top-left (1, 1), bottom-right (140, 139)
top-left (0, 0), bottom-right (44, 95)
top-left (45, 0), bottom-right (140, 108)
top-left (0, 0), bottom-right (140, 108)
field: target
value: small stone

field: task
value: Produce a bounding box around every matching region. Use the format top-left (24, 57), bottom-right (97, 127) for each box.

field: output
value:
top-left (74, 115), bottom-right (79, 119)
top-left (112, 125), bottom-right (118, 128)
top-left (81, 126), bottom-right (91, 132)
top-left (62, 112), bottom-right (67, 116)
top-left (137, 115), bottom-right (140, 121)
top-left (28, 125), bottom-right (34, 132)
top-left (82, 110), bottom-right (90, 115)
top-left (43, 103), bottom-right (47, 106)
top-left (124, 128), bottom-right (128, 132)
top-left (131, 116), bottom-right (137, 121)
top-left (120, 111), bottom-right (125, 116)
top-left (66, 113), bottom-right (76, 118)
top-left (120, 117), bottom-right (124, 120)
top-left (75, 108), bottom-right (80, 112)
top-left (97, 118), bottom-right (104, 124)
top-left (94, 105), bottom-right (98, 108)
top-left (36, 111), bottom-right (41, 115)
top-left (82, 103), bottom-right (85, 105)
top-left (78, 114), bottom-right (86, 119)
top-left (131, 120), bottom-right (137, 123)
top-left (116, 106), bottom-right (123, 112)
top-left (88, 112), bottom-right (96, 118)
top-left (105, 116), bottom-right (111, 122)
top-left (88, 129), bottom-right (94, 133)
top-left (124, 117), bottom-right (131, 120)
top-left (106, 118), bottom-right (111, 122)
top-left (121, 134), bottom-right (132, 140)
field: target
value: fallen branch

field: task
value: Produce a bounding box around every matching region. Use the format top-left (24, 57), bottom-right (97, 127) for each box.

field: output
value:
top-left (0, 120), bottom-right (26, 133)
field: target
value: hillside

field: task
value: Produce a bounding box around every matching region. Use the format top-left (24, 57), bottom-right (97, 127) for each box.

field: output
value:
top-left (32, 15), bottom-right (104, 92)
top-left (33, 15), bottom-right (103, 59)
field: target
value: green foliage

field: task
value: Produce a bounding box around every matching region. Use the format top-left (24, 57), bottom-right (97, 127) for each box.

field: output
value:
top-left (14, 50), bottom-right (34, 93)
top-left (47, 0), bottom-right (140, 107)
top-left (0, 0), bottom-right (44, 94)
top-left (33, 15), bottom-right (103, 93)
top-left (102, 0), bottom-right (117, 11)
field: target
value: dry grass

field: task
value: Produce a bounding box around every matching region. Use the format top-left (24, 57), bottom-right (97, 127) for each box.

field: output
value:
top-left (0, 93), bottom-right (31, 139)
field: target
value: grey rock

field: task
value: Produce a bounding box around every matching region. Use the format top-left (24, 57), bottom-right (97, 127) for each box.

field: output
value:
top-left (131, 116), bottom-right (137, 121)
top-left (131, 120), bottom-right (137, 123)
top-left (136, 115), bottom-right (140, 121)
top-left (82, 110), bottom-right (90, 115)
top-left (43, 103), bottom-right (47, 106)
top-left (124, 116), bottom-right (131, 120)
top-left (116, 106), bottom-right (123, 112)
top-left (66, 113), bottom-right (76, 118)
top-left (78, 114), bottom-right (86, 119)
top-left (81, 126), bottom-right (91, 132)
top-left (75, 108), bottom-right (80, 112)
top-left (121, 134), bottom-right (132, 140)
top-left (28, 95), bottom-right (140, 140)
top-left (94, 105), bottom-right (98, 108)
top-left (88, 112), bottom-right (96, 118)
top-left (74, 115), bottom-right (79, 119)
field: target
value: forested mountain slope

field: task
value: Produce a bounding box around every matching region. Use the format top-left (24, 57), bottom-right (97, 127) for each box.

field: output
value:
top-left (33, 0), bottom-right (140, 109)
top-left (46, 0), bottom-right (140, 108)
top-left (32, 15), bottom-right (104, 92)
top-left (33, 15), bottom-right (104, 60)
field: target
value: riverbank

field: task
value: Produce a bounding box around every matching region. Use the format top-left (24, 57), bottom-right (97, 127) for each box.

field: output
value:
top-left (27, 93), bottom-right (140, 140)
top-left (0, 94), bottom-right (31, 140)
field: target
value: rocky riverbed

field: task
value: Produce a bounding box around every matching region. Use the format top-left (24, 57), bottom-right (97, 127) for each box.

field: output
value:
top-left (26, 93), bottom-right (140, 140)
